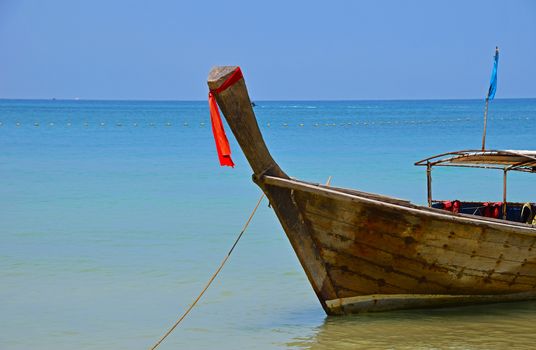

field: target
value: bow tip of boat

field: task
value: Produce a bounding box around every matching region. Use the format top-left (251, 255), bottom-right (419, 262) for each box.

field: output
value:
top-left (208, 66), bottom-right (240, 88)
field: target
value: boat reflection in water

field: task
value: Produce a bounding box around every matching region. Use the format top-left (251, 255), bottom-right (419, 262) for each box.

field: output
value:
top-left (286, 301), bottom-right (536, 349)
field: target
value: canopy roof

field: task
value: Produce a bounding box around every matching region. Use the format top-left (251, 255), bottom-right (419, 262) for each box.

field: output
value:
top-left (415, 150), bottom-right (536, 173)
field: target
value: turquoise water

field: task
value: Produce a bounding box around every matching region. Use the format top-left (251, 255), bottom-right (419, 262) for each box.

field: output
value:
top-left (1, 99), bottom-right (536, 349)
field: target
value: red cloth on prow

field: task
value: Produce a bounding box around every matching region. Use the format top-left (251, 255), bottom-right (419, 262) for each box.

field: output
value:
top-left (208, 67), bottom-right (244, 167)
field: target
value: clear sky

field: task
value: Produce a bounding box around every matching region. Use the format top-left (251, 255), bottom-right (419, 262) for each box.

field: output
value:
top-left (0, 0), bottom-right (535, 100)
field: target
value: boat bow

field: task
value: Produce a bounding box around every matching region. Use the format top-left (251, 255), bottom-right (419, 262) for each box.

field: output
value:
top-left (208, 66), bottom-right (341, 313)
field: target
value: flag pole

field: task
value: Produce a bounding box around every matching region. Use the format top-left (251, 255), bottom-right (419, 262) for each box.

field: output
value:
top-left (481, 46), bottom-right (499, 151)
top-left (481, 97), bottom-right (489, 151)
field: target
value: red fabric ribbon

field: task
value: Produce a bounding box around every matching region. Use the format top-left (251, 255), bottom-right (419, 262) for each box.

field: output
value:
top-left (208, 67), bottom-right (243, 167)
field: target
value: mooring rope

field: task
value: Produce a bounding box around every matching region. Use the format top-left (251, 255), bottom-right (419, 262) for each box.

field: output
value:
top-left (149, 192), bottom-right (265, 350)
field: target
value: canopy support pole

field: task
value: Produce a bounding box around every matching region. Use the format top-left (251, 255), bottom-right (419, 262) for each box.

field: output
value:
top-left (427, 162), bottom-right (432, 207)
top-left (503, 169), bottom-right (507, 220)
top-left (481, 98), bottom-right (489, 151)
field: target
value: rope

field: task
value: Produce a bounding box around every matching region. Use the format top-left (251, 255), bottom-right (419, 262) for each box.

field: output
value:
top-left (149, 193), bottom-right (265, 350)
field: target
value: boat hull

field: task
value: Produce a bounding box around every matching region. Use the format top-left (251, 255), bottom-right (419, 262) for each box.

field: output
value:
top-left (260, 176), bottom-right (536, 315)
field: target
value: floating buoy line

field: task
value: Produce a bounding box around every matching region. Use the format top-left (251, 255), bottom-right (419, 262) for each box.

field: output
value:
top-left (0, 116), bottom-right (531, 129)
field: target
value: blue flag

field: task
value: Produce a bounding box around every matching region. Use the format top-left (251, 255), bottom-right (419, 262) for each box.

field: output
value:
top-left (487, 47), bottom-right (499, 100)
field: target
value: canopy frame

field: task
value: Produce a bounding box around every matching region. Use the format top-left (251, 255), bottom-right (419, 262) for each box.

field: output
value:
top-left (415, 149), bottom-right (536, 217)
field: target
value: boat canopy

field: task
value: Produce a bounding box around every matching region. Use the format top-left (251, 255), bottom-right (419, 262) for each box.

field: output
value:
top-left (415, 150), bottom-right (536, 173)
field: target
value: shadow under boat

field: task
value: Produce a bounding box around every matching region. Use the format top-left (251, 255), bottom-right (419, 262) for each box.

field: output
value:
top-left (207, 66), bottom-right (536, 316)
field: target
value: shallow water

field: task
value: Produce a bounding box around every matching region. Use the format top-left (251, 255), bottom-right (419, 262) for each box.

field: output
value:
top-left (289, 302), bottom-right (536, 349)
top-left (1, 99), bottom-right (536, 349)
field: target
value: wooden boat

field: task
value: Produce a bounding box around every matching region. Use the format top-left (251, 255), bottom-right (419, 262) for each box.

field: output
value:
top-left (207, 66), bottom-right (536, 315)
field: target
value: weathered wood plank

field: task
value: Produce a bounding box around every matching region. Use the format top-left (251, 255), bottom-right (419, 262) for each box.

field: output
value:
top-left (298, 191), bottom-right (536, 294)
top-left (326, 292), bottom-right (536, 314)
top-left (263, 175), bottom-right (536, 234)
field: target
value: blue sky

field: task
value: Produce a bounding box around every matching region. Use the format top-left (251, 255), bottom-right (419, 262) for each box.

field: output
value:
top-left (0, 0), bottom-right (535, 100)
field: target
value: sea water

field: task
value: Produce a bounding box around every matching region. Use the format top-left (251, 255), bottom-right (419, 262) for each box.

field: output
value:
top-left (1, 99), bottom-right (536, 349)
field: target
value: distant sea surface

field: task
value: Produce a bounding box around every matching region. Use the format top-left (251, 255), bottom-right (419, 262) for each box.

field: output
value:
top-left (2, 99), bottom-right (536, 349)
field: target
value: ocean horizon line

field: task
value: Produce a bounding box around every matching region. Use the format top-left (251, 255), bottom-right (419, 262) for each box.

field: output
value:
top-left (1, 97), bottom-right (536, 103)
